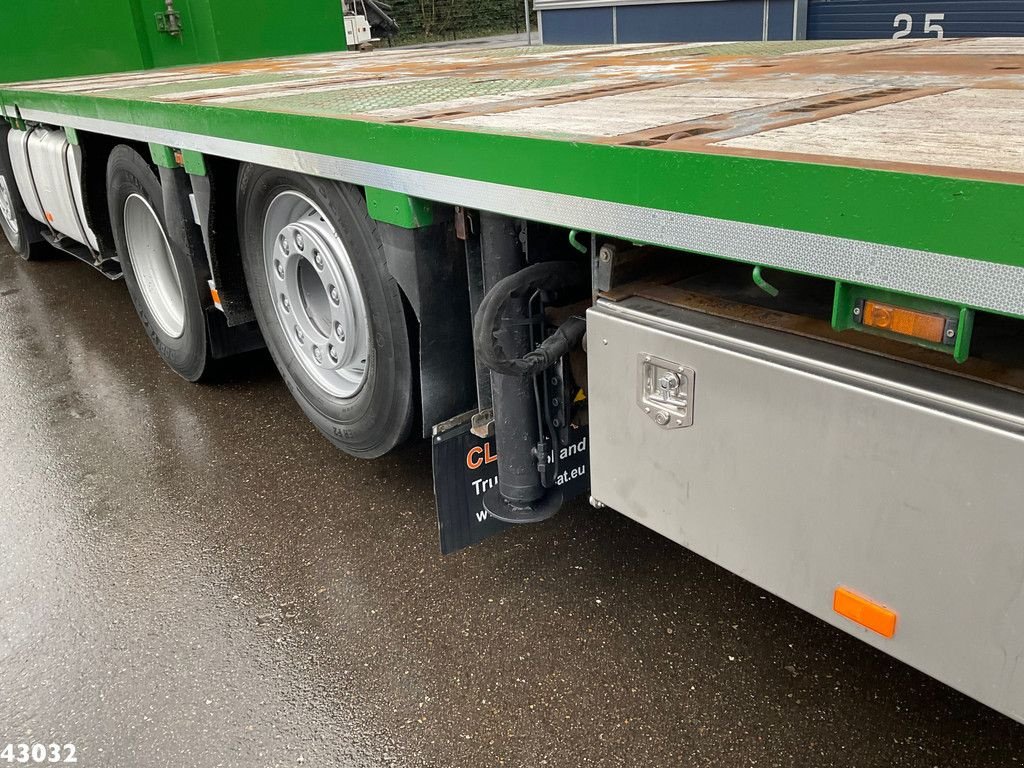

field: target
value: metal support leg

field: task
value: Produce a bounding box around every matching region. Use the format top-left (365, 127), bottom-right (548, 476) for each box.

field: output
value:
top-left (478, 212), bottom-right (562, 523)
top-left (463, 217), bottom-right (492, 415)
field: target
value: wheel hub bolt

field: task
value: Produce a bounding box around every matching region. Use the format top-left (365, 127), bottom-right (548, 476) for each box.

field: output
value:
top-left (295, 326), bottom-right (304, 344)
top-left (275, 259), bottom-right (284, 279)
top-left (329, 285), bottom-right (340, 304)
top-left (279, 234), bottom-right (290, 255)
top-left (313, 249), bottom-right (323, 268)
top-left (313, 346), bottom-right (322, 363)
top-left (294, 231), bottom-right (304, 251)
top-left (334, 322), bottom-right (345, 341)
top-left (281, 295), bottom-right (291, 312)
top-left (328, 345), bottom-right (339, 363)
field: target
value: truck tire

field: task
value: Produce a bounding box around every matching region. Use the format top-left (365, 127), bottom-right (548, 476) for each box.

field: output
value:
top-left (0, 125), bottom-right (47, 261)
top-left (237, 166), bottom-right (414, 458)
top-left (106, 145), bottom-right (211, 381)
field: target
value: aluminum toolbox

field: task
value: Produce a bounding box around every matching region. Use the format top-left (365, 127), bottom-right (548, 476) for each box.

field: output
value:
top-left (587, 296), bottom-right (1024, 721)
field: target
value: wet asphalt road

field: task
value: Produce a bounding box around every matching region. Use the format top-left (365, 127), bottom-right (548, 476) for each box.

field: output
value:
top-left (1, 244), bottom-right (1023, 768)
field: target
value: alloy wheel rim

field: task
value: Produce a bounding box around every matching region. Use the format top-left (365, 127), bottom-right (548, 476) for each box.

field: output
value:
top-left (124, 193), bottom-right (186, 338)
top-left (0, 174), bottom-right (19, 242)
top-left (262, 190), bottom-right (369, 399)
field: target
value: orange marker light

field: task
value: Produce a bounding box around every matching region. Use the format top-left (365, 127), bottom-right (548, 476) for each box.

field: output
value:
top-left (860, 300), bottom-right (948, 344)
top-left (833, 587), bottom-right (897, 638)
top-left (209, 286), bottom-right (222, 307)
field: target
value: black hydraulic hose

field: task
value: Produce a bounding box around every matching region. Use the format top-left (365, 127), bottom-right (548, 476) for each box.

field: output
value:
top-left (525, 316), bottom-right (586, 372)
top-left (474, 261), bottom-right (588, 377)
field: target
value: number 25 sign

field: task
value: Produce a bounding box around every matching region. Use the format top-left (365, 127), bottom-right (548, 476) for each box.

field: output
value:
top-left (892, 11), bottom-right (945, 38)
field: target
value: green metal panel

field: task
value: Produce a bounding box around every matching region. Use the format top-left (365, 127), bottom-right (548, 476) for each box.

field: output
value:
top-left (0, 0), bottom-right (346, 84)
top-left (135, 0), bottom-right (203, 69)
top-left (0, 0), bottom-right (148, 82)
top-left (201, 0), bottom-right (347, 62)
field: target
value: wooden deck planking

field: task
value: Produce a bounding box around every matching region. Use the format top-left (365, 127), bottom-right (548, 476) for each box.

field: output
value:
top-left (448, 80), bottom-right (843, 137)
top-left (6, 38), bottom-right (1024, 184)
top-left (718, 88), bottom-right (1024, 175)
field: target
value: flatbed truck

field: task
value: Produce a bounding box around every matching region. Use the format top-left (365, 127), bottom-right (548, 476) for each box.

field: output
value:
top-left (1, 37), bottom-right (1023, 724)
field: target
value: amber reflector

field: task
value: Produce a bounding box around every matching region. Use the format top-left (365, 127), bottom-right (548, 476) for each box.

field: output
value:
top-left (833, 587), bottom-right (897, 638)
top-left (861, 300), bottom-right (948, 343)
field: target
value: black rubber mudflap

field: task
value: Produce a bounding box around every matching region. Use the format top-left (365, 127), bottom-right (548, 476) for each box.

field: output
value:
top-left (432, 415), bottom-right (590, 555)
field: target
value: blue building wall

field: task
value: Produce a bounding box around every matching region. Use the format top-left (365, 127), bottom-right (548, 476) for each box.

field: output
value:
top-left (806, 0), bottom-right (1024, 39)
top-left (539, 0), bottom-right (800, 45)
top-left (617, 1), bottom-right (763, 42)
top-left (542, 7), bottom-right (616, 43)
top-left (769, 0), bottom-right (797, 37)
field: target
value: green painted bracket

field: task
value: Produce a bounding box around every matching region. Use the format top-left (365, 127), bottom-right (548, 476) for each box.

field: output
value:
top-left (365, 187), bottom-right (434, 229)
top-left (148, 144), bottom-right (206, 175)
top-left (180, 148), bottom-right (206, 176)
top-left (832, 282), bottom-right (974, 363)
top-left (148, 142), bottom-right (178, 169)
top-left (64, 126), bottom-right (80, 145)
